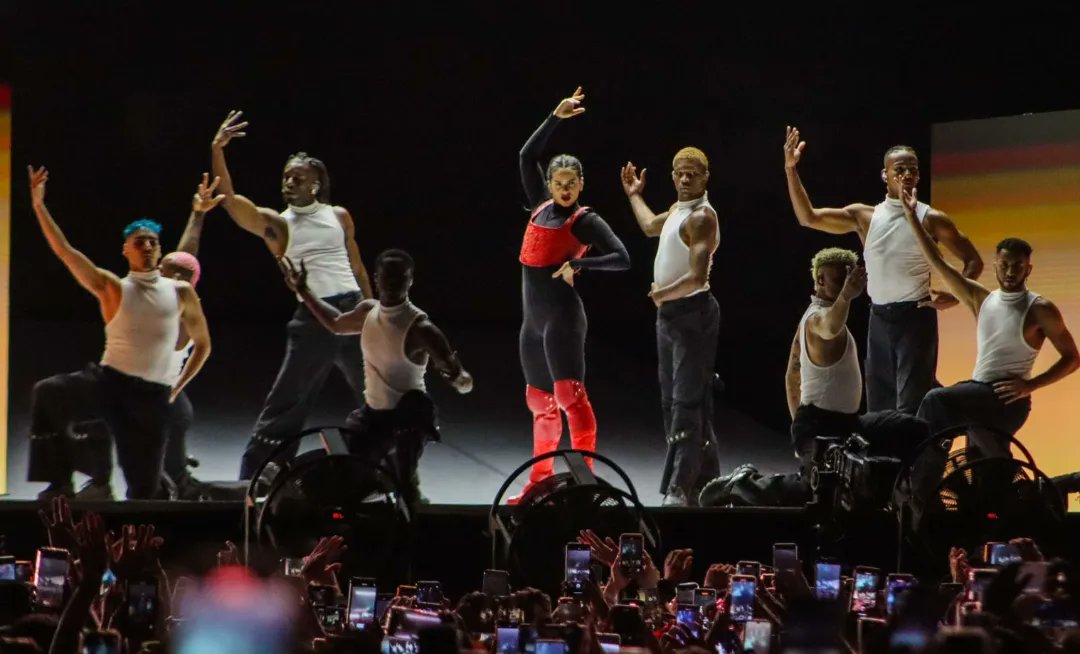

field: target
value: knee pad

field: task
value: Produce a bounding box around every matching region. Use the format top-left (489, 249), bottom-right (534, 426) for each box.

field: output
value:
top-left (526, 386), bottom-right (559, 416)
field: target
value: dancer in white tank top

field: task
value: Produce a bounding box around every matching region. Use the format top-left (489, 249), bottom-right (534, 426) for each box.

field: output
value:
top-left (279, 249), bottom-right (472, 506)
top-left (210, 111), bottom-right (376, 480)
top-left (899, 190), bottom-right (1079, 514)
top-left (783, 127), bottom-right (984, 415)
top-left (622, 147), bottom-right (722, 506)
top-left (26, 167), bottom-right (212, 500)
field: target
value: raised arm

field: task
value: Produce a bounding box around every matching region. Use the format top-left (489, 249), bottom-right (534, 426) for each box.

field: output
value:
top-left (410, 318), bottom-right (474, 394)
top-left (175, 173), bottom-right (226, 255)
top-left (901, 188), bottom-right (989, 316)
top-left (333, 206), bottom-right (374, 299)
top-left (519, 87), bottom-right (586, 208)
top-left (647, 208), bottom-right (718, 305)
top-left (28, 166), bottom-right (120, 304)
top-left (783, 127), bottom-right (868, 235)
top-left (924, 210), bottom-right (984, 279)
top-left (620, 162), bottom-right (668, 237)
top-left (807, 265), bottom-right (866, 340)
top-left (995, 299), bottom-right (1080, 404)
top-left (280, 257), bottom-right (374, 334)
top-left (171, 284), bottom-right (211, 402)
top-left (785, 328), bottom-right (802, 420)
top-left (210, 111), bottom-right (289, 256)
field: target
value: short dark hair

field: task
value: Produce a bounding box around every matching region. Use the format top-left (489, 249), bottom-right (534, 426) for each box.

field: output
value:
top-left (996, 237), bottom-right (1033, 258)
top-left (546, 154), bottom-right (583, 181)
top-left (375, 249), bottom-right (415, 275)
top-left (883, 145), bottom-right (917, 165)
top-left (285, 152), bottom-right (331, 203)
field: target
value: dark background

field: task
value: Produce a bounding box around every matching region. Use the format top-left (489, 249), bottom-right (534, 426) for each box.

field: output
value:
top-left (3, 3), bottom-right (1079, 442)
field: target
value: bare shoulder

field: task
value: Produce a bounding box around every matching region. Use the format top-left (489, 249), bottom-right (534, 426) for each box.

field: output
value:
top-left (1031, 296), bottom-right (1064, 320)
top-left (685, 206), bottom-right (719, 237)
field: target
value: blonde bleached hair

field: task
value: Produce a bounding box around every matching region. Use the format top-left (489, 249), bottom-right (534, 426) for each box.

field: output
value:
top-left (672, 147), bottom-right (709, 170)
top-left (811, 247), bottom-right (858, 281)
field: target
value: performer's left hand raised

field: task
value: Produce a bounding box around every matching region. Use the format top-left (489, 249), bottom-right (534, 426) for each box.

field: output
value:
top-left (993, 377), bottom-right (1034, 404)
top-left (193, 172), bottom-right (226, 213)
top-left (278, 256), bottom-right (309, 293)
top-left (552, 261), bottom-right (576, 287)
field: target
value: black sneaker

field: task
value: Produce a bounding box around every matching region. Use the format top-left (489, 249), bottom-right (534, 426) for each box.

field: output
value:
top-left (74, 480), bottom-right (115, 502)
top-left (37, 482), bottom-right (74, 501)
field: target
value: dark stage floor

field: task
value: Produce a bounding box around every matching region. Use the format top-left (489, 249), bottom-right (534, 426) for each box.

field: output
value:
top-left (3, 321), bottom-right (796, 504)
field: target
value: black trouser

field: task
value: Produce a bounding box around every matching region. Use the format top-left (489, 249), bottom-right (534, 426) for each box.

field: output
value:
top-left (344, 390), bottom-right (439, 507)
top-left (519, 268), bottom-right (587, 390)
top-left (163, 391), bottom-right (194, 486)
top-left (865, 301), bottom-right (939, 414)
top-left (240, 291), bottom-right (366, 479)
top-left (26, 363), bottom-right (171, 499)
top-left (657, 293), bottom-right (721, 496)
top-left (910, 380), bottom-right (1032, 511)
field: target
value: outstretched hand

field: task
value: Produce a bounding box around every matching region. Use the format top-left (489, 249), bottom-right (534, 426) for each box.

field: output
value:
top-left (784, 126), bottom-right (806, 169)
top-left (838, 264), bottom-right (867, 301)
top-left (107, 524), bottom-right (164, 582)
top-left (278, 256), bottom-right (309, 293)
top-left (212, 110), bottom-right (248, 148)
top-left (553, 87), bottom-right (586, 119)
top-left (38, 496), bottom-right (79, 551)
top-left (577, 529), bottom-right (617, 568)
top-left (301, 536), bottom-right (347, 588)
top-left (193, 173), bottom-right (226, 212)
top-left (72, 511), bottom-right (109, 588)
top-left (28, 166), bottom-right (49, 205)
top-left (620, 162), bottom-right (647, 197)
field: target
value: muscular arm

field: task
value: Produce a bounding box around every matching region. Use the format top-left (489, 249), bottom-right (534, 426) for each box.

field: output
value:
top-left (519, 113), bottom-right (560, 208)
top-left (32, 197), bottom-right (120, 304)
top-left (784, 166), bottom-right (867, 235)
top-left (901, 196), bottom-right (989, 316)
top-left (807, 296), bottom-right (854, 341)
top-left (785, 329), bottom-right (802, 420)
top-left (1027, 299), bottom-right (1080, 392)
top-left (210, 143), bottom-right (289, 256)
top-left (298, 287), bottom-right (375, 335)
top-left (926, 210), bottom-right (984, 279)
top-left (410, 318), bottom-right (470, 382)
top-left (171, 284), bottom-right (211, 401)
top-left (175, 209), bottom-right (207, 255)
top-left (649, 208), bottom-right (718, 303)
top-left (627, 196), bottom-right (669, 237)
top-left (568, 213), bottom-right (631, 272)
top-left (334, 207), bottom-right (373, 298)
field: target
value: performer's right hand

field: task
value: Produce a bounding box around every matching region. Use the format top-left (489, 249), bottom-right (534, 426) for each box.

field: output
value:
top-left (28, 165), bottom-right (48, 205)
top-left (451, 370), bottom-right (474, 395)
top-left (212, 110), bottom-right (248, 149)
top-left (784, 126), bottom-right (806, 169)
top-left (192, 172), bottom-right (226, 212)
top-left (621, 161), bottom-right (647, 197)
top-left (553, 87), bottom-right (586, 119)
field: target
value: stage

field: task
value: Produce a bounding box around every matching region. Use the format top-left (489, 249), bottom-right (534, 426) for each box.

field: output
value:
top-left (3, 321), bottom-right (796, 504)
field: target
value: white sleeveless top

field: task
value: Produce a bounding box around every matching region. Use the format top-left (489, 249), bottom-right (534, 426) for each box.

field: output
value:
top-left (166, 340), bottom-right (194, 387)
top-left (798, 296), bottom-right (863, 414)
top-left (100, 271), bottom-right (181, 385)
top-left (973, 290), bottom-right (1041, 383)
top-left (283, 202), bottom-right (361, 299)
top-left (864, 197), bottom-right (932, 304)
top-left (653, 193), bottom-right (717, 297)
top-left (361, 300), bottom-right (429, 411)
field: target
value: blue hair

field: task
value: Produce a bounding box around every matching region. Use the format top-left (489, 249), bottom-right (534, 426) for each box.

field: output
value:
top-left (122, 219), bottom-right (162, 239)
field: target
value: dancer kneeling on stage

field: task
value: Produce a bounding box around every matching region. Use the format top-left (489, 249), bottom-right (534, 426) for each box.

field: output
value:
top-left (26, 167), bottom-right (211, 500)
top-left (279, 249), bottom-right (473, 506)
top-left (700, 248), bottom-right (927, 507)
top-left (897, 189), bottom-right (1079, 515)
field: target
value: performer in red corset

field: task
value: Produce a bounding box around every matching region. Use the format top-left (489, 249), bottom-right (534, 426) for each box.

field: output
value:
top-left (513, 88), bottom-right (631, 503)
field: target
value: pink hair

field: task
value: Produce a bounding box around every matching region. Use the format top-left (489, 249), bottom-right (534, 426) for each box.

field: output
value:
top-left (163, 252), bottom-right (201, 287)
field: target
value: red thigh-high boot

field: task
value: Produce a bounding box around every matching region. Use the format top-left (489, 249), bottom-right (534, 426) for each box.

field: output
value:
top-left (554, 379), bottom-right (597, 468)
top-left (509, 385), bottom-right (563, 505)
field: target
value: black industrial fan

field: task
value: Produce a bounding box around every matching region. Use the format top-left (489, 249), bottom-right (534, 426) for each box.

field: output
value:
top-left (243, 425), bottom-right (414, 577)
top-left (489, 449), bottom-right (659, 597)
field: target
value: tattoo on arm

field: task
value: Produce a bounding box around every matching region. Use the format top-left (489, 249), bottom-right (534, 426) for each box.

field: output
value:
top-left (264, 226), bottom-right (278, 242)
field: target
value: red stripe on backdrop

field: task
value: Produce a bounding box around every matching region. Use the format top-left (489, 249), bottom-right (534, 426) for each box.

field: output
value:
top-left (0, 85), bottom-right (9, 109)
top-left (933, 142), bottom-right (1080, 176)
